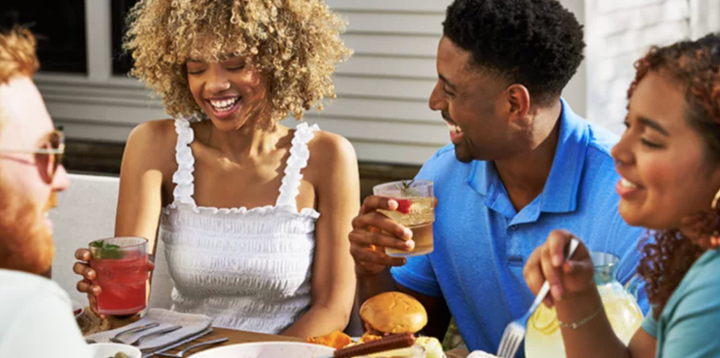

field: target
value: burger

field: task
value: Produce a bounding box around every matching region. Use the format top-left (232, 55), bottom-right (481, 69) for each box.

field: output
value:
top-left (360, 291), bottom-right (428, 338)
top-left (359, 291), bottom-right (445, 358)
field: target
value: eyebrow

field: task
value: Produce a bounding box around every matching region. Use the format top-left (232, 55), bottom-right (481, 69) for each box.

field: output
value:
top-left (638, 116), bottom-right (669, 136)
top-left (439, 74), bottom-right (458, 91)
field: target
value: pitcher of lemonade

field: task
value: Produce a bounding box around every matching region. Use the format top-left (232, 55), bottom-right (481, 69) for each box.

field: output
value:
top-left (525, 251), bottom-right (644, 358)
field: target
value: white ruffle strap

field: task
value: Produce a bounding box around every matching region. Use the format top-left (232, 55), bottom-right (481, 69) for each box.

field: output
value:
top-left (276, 122), bottom-right (319, 209)
top-left (171, 117), bottom-right (197, 208)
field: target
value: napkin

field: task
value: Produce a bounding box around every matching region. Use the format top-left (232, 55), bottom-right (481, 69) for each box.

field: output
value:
top-left (467, 351), bottom-right (499, 358)
top-left (85, 308), bottom-right (213, 352)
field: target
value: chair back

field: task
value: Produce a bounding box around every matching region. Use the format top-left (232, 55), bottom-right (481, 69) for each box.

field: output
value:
top-left (49, 173), bottom-right (173, 308)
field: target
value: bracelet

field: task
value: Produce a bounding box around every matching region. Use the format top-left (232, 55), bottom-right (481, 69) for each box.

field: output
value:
top-left (558, 303), bottom-right (603, 329)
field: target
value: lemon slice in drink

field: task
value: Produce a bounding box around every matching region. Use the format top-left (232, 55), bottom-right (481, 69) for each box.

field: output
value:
top-left (529, 304), bottom-right (560, 335)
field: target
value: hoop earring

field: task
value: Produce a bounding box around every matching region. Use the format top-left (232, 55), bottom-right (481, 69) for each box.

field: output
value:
top-left (712, 186), bottom-right (720, 210)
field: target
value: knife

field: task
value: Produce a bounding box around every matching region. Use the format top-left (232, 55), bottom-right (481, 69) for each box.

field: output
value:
top-left (142, 328), bottom-right (213, 358)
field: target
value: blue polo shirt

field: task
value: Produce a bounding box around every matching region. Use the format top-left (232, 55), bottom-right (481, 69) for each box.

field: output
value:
top-left (391, 99), bottom-right (648, 355)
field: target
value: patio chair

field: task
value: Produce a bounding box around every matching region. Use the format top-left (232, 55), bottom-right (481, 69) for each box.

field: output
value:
top-left (49, 173), bottom-right (174, 309)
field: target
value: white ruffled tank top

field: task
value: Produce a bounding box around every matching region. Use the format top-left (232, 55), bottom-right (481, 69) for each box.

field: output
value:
top-left (158, 117), bottom-right (320, 333)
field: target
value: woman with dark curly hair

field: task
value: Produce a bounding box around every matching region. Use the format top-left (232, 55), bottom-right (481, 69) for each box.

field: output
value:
top-left (524, 33), bottom-right (720, 357)
top-left (70, 0), bottom-right (358, 338)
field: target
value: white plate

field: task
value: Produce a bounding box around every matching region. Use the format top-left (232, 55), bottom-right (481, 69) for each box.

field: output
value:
top-left (86, 342), bottom-right (142, 358)
top-left (191, 341), bottom-right (335, 358)
top-left (72, 299), bottom-right (85, 319)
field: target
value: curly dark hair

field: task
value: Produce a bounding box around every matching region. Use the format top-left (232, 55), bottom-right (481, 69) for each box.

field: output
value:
top-left (442, 0), bottom-right (585, 105)
top-left (629, 33), bottom-right (720, 318)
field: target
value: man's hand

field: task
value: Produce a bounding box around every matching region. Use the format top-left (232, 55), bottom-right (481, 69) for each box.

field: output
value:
top-left (349, 195), bottom-right (415, 276)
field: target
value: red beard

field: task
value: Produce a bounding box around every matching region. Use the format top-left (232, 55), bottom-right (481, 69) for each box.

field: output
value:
top-left (0, 183), bottom-right (54, 274)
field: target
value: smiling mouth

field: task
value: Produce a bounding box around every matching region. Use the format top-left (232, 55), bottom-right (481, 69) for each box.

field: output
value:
top-left (207, 96), bottom-right (241, 112)
top-left (620, 178), bottom-right (638, 189)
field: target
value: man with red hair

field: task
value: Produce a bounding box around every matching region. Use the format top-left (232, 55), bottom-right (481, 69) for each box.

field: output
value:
top-left (0, 26), bottom-right (89, 357)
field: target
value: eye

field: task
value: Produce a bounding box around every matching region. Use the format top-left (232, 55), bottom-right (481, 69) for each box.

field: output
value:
top-left (443, 88), bottom-right (455, 97)
top-left (640, 139), bottom-right (663, 149)
top-left (226, 64), bottom-right (245, 71)
top-left (187, 69), bottom-right (205, 75)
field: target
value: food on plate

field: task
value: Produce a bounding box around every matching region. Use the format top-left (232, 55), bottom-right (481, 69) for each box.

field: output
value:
top-left (309, 292), bottom-right (444, 357)
top-left (360, 292), bottom-right (428, 337)
top-left (307, 330), bottom-right (353, 350)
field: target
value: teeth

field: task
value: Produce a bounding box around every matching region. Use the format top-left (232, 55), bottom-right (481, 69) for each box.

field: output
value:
top-left (447, 122), bottom-right (463, 134)
top-left (209, 97), bottom-right (239, 111)
top-left (620, 178), bottom-right (637, 188)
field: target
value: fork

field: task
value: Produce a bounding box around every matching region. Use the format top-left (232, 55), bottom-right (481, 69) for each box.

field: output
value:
top-left (112, 325), bottom-right (183, 346)
top-left (109, 322), bottom-right (160, 343)
top-left (496, 238), bottom-right (579, 358)
top-left (155, 338), bottom-right (228, 357)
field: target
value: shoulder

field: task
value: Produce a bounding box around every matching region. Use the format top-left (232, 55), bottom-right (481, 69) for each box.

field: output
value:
top-left (0, 270), bottom-right (72, 324)
top-left (307, 128), bottom-right (358, 165)
top-left (585, 122), bottom-right (619, 162)
top-left (127, 119), bottom-right (177, 147)
top-left (123, 119), bottom-right (178, 169)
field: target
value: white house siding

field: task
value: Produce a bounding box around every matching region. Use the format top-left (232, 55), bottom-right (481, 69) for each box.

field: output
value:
top-left (36, 0), bottom-right (594, 166)
top-left (583, 0), bottom-right (703, 134)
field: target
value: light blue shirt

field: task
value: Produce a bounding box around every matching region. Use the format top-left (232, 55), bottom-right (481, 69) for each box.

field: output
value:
top-left (642, 249), bottom-right (720, 358)
top-left (391, 99), bottom-right (648, 355)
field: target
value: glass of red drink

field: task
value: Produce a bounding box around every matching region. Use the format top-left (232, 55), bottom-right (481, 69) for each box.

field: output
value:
top-left (89, 237), bottom-right (149, 315)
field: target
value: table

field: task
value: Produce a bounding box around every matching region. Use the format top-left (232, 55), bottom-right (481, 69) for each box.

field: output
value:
top-left (90, 314), bottom-right (470, 357)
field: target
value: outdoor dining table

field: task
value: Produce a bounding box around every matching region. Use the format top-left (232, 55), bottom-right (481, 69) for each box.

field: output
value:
top-left (93, 315), bottom-right (471, 358)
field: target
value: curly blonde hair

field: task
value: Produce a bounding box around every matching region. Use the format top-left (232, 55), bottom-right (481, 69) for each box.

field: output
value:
top-left (0, 25), bottom-right (39, 130)
top-left (124, 0), bottom-right (352, 121)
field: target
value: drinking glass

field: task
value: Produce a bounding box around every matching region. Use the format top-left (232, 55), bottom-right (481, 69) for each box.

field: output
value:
top-left (373, 179), bottom-right (435, 257)
top-left (89, 237), bottom-right (149, 315)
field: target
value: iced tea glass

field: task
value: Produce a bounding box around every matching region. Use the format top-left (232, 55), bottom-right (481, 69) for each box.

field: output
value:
top-left (374, 179), bottom-right (435, 257)
top-left (89, 237), bottom-right (149, 315)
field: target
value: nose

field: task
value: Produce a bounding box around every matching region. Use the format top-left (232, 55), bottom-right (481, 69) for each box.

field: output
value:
top-left (52, 165), bottom-right (71, 192)
top-left (206, 67), bottom-right (231, 94)
top-left (611, 131), bottom-right (634, 168)
top-left (429, 81), bottom-right (446, 112)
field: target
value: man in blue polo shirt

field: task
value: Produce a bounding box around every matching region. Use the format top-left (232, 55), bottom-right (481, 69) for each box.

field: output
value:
top-left (348, 0), bottom-right (647, 355)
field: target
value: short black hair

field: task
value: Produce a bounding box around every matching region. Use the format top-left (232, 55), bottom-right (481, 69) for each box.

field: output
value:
top-left (443, 0), bottom-right (585, 105)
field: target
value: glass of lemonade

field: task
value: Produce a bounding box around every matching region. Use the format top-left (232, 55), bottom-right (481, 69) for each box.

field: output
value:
top-left (89, 237), bottom-right (149, 315)
top-left (373, 179), bottom-right (435, 257)
top-left (525, 251), bottom-right (644, 358)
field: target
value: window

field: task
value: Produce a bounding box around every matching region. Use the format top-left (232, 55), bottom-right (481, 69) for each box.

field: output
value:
top-left (111, 0), bottom-right (140, 75)
top-left (2, 1), bottom-right (87, 74)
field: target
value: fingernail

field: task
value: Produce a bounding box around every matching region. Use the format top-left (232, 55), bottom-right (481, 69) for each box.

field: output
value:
top-left (551, 285), bottom-right (563, 301)
top-left (404, 228), bottom-right (413, 239)
top-left (405, 240), bottom-right (415, 250)
top-left (388, 200), bottom-right (398, 210)
top-left (552, 254), bottom-right (563, 267)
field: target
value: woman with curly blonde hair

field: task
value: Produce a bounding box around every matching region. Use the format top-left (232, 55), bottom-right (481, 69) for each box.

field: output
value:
top-left (72, 0), bottom-right (358, 337)
top-left (524, 33), bottom-right (720, 358)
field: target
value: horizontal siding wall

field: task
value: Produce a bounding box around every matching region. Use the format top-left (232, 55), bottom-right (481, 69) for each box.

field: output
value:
top-left (37, 0), bottom-right (589, 166)
top-left (585, 0), bottom-right (692, 134)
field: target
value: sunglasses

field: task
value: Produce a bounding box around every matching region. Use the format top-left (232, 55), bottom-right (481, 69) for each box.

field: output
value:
top-left (0, 130), bottom-right (66, 182)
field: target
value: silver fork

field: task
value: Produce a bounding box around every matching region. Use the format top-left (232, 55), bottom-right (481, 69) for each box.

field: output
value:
top-left (156, 338), bottom-right (228, 357)
top-left (109, 322), bottom-right (160, 343)
top-left (496, 238), bottom-right (579, 358)
top-left (112, 325), bottom-right (183, 346)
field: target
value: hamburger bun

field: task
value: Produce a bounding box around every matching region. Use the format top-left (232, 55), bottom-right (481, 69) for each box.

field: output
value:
top-left (360, 291), bottom-right (428, 334)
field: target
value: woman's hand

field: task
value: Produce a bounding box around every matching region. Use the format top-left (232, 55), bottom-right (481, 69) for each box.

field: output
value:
top-left (523, 229), bottom-right (595, 306)
top-left (73, 248), bottom-right (154, 318)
